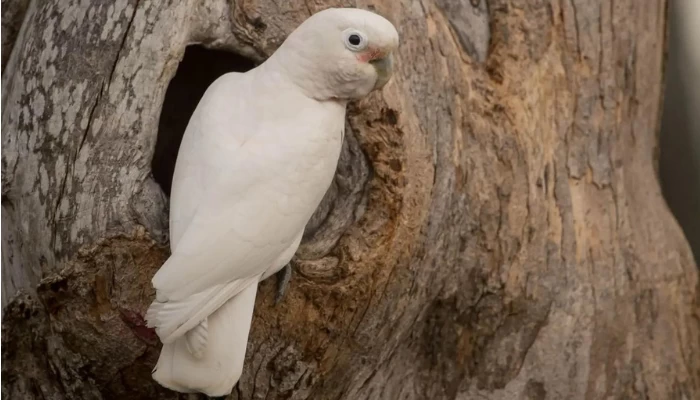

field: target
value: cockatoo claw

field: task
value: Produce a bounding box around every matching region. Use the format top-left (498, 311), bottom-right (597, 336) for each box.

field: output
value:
top-left (274, 263), bottom-right (293, 305)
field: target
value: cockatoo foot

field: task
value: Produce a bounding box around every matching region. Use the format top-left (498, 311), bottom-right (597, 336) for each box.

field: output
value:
top-left (274, 263), bottom-right (292, 305)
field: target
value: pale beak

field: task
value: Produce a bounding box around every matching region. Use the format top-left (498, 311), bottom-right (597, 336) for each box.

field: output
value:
top-left (370, 53), bottom-right (394, 90)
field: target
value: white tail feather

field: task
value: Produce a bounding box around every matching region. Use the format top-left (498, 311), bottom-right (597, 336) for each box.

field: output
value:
top-left (146, 277), bottom-right (257, 344)
top-left (185, 318), bottom-right (208, 359)
top-left (152, 282), bottom-right (258, 397)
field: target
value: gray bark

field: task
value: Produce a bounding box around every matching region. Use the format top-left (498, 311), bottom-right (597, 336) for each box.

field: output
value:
top-left (2, 0), bottom-right (699, 399)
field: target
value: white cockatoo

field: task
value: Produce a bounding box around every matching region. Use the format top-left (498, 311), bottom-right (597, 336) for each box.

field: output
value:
top-left (145, 8), bottom-right (399, 397)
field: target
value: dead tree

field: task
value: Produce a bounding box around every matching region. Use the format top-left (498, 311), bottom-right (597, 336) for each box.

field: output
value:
top-left (2, 0), bottom-right (699, 399)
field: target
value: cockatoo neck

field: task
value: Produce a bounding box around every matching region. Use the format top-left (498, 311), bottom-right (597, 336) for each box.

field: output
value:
top-left (260, 53), bottom-right (330, 101)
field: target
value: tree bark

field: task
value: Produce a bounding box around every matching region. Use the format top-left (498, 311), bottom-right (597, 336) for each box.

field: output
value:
top-left (2, 1), bottom-right (698, 399)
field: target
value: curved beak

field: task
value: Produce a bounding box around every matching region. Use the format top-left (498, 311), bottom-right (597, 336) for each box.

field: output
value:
top-left (370, 53), bottom-right (394, 90)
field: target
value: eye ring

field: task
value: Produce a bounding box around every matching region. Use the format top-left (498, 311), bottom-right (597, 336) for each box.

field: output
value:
top-left (342, 29), bottom-right (368, 51)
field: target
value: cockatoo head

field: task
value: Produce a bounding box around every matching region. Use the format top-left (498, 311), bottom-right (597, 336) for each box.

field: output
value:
top-left (272, 8), bottom-right (400, 101)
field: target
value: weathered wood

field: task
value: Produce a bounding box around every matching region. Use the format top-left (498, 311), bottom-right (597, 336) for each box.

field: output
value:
top-left (2, 0), bottom-right (698, 399)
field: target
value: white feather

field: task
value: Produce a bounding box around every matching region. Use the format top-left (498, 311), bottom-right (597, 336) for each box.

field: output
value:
top-left (152, 71), bottom-right (346, 302)
top-left (152, 283), bottom-right (258, 397)
top-left (184, 317), bottom-right (207, 359)
top-left (146, 276), bottom-right (257, 342)
top-left (148, 68), bottom-right (344, 396)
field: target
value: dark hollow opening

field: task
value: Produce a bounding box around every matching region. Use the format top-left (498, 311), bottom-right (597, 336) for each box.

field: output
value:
top-left (152, 45), bottom-right (256, 196)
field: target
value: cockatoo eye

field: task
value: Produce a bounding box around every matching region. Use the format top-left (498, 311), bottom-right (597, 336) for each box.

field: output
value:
top-left (342, 29), bottom-right (368, 51)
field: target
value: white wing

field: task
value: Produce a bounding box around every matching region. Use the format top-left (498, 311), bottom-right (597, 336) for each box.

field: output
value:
top-left (167, 72), bottom-right (255, 249)
top-left (152, 72), bottom-right (306, 301)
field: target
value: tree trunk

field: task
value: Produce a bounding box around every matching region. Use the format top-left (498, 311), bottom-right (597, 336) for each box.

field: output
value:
top-left (2, 1), bottom-right (698, 399)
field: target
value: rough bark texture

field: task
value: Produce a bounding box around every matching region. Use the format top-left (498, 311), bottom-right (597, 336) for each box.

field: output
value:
top-left (2, 0), bottom-right (699, 399)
